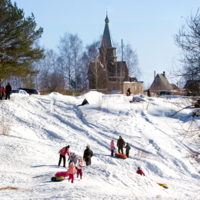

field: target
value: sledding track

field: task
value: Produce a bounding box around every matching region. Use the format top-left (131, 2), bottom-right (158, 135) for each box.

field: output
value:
top-left (0, 92), bottom-right (200, 199)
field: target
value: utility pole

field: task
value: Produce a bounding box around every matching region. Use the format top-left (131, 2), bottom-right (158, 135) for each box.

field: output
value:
top-left (120, 39), bottom-right (124, 93)
top-left (154, 70), bottom-right (156, 93)
top-left (121, 39), bottom-right (123, 61)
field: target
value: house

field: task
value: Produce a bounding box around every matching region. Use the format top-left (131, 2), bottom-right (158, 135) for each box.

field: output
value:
top-left (123, 81), bottom-right (143, 95)
top-left (88, 14), bottom-right (129, 92)
top-left (150, 71), bottom-right (173, 93)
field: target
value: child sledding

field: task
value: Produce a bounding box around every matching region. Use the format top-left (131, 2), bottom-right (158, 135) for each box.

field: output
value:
top-left (53, 145), bottom-right (92, 183)
top-left (54, 157), bottom-right (84, 183)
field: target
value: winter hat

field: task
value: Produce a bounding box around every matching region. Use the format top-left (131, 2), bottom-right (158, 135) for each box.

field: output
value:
top-left (138, 167), bottom-right (140, 170)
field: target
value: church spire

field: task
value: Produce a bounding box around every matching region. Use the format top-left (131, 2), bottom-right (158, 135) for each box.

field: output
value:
top-left (100, 14), bottom-right (114, 48)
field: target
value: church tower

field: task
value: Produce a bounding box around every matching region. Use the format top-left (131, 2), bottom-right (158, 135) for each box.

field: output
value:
top-left (99, 14), bottom-right (117, 65)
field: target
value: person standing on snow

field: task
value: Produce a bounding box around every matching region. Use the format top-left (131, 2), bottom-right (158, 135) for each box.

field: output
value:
top-left (110, 140), bottom-right (115, 156)
top-left (124, 143), bottom-right (131, 158)
top-left (58, 145), bottom-right (70, 168)
top-left (68, 153), bottom-right (78, 166)
top-left (77, 156), bottom-right (84, 179)
top-left (136, 167), bottom-right (145, 176)
top-left (1, 87), bottom-right (6, 99)
top-left (67, 162), bottom-right (76, 183)
top-left (5, 82), bottom-right (12, 100)
top-left (127, 88), bottom-right (131, 96)
top-left (117, 136), bottom-right (125, 154)
top-left (83, 145), bottom-right (93, 166)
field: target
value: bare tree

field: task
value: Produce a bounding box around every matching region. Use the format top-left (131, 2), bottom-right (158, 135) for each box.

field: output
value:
top-left (39, 49), bottom-right (59, 91)
top-left (174, 8), bottom-right (200, 94)
top-left (58, 33), bottom-right (73, 90)
top-left (115, 42), bottom-right (140, 79)
top-left (123, 43), bottom-right (140, 79)
top-left (58, 33), bottom-right (83, 91)
top-left (70, 34), bottom-right (83, 91)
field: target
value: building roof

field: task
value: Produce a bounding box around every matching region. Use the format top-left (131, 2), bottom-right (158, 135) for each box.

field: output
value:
top-left (150, 73), bottom-right (173, 91)
top-left (157, 74), bottom-right (173, 90)
top-left (100, 14), bottom-right (114, 48)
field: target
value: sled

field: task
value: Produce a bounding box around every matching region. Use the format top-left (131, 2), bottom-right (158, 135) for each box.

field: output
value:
top-left (55, 171), bottom-right (68, 177)
top-left (115, 153), bottom-right (127, 159)
top-left (51, 176), bottom-right (65, 182)
top-left (157, 183), bottom-right (168, 189)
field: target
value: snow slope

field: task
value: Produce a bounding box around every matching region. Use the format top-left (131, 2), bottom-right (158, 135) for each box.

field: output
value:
top-left (0, 92), bottom-right (200, 200)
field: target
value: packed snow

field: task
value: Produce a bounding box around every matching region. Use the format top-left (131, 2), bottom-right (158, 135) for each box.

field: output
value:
top-left (0, 92), bottom-right (200, 200)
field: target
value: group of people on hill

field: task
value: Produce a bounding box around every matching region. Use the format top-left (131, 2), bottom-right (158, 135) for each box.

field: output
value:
top-left (110, 136), bottom-right (131, 158)
top-left (57, 136), bottom-right (145, 183)
top-left (58, 145), bottom-right (93, 183)
top-left (1, 82), bottom-right (12, 100)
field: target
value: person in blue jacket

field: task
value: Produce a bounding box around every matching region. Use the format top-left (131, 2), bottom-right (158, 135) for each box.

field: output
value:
top-left (124, 143), bottom-right (131, 158)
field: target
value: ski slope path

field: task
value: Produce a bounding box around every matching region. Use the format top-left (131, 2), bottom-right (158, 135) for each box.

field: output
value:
top-left (0, 92), bottom-right (200, 199)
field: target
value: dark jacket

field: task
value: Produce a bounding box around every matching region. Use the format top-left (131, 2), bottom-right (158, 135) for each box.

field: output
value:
top-left (117, 138), bottom-right (125, 148)
top-left (125, 144), bottom-right (131, 151)
top-left (83, 148), bottom-right (93, 161)
top-left (82, 99), bottom-right (89, 106)
top-left (6, 84), bottom-right (12, 94)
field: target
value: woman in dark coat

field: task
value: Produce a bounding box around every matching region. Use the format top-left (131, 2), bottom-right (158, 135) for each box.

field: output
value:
top-left (117, 136), bottom-right (125, 154)
top-left (83, 145), bottom-right (93, 166)
top-left (5, 82), bottom-right (12, 100)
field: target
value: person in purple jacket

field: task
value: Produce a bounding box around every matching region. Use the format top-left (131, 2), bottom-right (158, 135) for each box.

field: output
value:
top-left (110, 140), bottom-right (115, 156)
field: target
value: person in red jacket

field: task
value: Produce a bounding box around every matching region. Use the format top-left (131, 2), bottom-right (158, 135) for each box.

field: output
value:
top-left (1, 87), bottom-right (6, 99)
top-left (58, 145), bottom-right (70, 168)
top-left (136, 167), bottom-right (145, 176)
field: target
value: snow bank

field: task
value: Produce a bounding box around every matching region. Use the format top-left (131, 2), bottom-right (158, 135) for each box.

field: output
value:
top-left (0, 93), bottom-right (200, 199)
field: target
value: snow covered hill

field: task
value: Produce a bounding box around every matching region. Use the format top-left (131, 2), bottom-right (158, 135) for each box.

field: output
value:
top-left (0, 92), bottom-right (200, 200)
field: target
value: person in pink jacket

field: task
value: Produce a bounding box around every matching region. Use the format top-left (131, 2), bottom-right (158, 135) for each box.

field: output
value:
top-left (58, 145), bottom-right (70, 168)
top-left (110, 140), bottom-right (115, 156)
top-left (67, 162), bottom-right (76, 183)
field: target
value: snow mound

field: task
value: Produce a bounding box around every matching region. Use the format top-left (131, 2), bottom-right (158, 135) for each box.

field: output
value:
top-left (0, 92), bottom-right (200, 199)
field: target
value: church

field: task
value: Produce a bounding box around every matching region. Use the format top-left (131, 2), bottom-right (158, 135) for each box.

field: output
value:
top-left (88, 14), bottom-right (129, 92)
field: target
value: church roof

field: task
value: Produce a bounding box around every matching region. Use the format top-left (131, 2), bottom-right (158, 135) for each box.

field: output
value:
top-left (100, 14), bottom-right (114, 48)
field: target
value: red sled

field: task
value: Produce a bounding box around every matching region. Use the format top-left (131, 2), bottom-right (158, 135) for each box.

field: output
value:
top-left (115, 153), bottom-right (127, 159)
top-left (55, 171), bottom-right (68, 177)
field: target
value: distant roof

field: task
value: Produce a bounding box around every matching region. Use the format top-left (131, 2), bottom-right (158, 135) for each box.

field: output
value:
top-left (158, 74), bottom-right (173, 90)
top-left (100, 14), bottom-right (114, 48)
top-left (129, 77), bottom-right (138, 82)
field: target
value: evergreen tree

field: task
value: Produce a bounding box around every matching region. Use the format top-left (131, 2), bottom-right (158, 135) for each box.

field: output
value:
top-left (0, 0), bottom-right (44, 85)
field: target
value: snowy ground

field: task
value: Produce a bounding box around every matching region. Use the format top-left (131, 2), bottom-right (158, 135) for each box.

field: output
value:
top-left (0, 92), bottom-right (200, 200)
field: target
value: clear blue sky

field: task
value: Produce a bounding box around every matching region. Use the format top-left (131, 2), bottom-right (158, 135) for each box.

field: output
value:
top-left (12, 0), bottom-right (200, 88)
